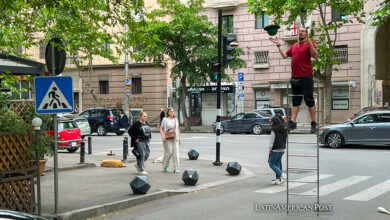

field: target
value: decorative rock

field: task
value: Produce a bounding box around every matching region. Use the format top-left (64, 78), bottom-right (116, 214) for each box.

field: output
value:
top-left (182, 169), bottom-right (199, 185)
top-left (187, 148), bottom-right (199, 160)
top-left (226, 162), bottom-right (241, 175)
top-left (130, 176), bottom-right (150, 194)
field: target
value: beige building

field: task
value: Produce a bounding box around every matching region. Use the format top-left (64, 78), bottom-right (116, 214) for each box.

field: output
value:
top-left (197, 0), bottom-right (389, 124)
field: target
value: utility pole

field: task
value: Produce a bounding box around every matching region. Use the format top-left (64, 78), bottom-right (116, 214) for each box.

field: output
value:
top-left (125, 24), bottom-right (130, 118)
top-left (213, 9), bottom-right (223, 166)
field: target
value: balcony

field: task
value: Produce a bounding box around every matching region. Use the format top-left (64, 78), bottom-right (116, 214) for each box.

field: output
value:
top-left (211, 0), bottom-right (239, 9)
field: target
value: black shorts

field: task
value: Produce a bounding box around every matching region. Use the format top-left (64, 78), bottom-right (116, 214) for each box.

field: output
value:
top-left (291, 75), bottom-right (315, 107)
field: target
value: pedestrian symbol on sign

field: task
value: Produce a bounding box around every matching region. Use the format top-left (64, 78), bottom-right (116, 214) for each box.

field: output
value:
top-left (38, 81), bottom-right (71, 111)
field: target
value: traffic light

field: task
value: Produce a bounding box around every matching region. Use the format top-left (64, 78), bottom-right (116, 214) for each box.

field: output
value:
top-left (210, 62), bottom-right (221, 83)
top-left (223, 34), bottom-right (238, 66)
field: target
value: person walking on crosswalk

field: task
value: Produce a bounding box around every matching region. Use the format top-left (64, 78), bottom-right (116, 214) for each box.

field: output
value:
top-left (268, 115), bottom-right (287, 185)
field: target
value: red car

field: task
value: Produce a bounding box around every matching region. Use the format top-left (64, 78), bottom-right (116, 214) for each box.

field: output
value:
top-left (46, 119), bottom-right (82, 153)
top-left (349, 106), bottom-right (390, 121)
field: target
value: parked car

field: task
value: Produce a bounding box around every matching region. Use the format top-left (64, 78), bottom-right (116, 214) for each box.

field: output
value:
top-left (45, 119), bottom-right (82, 153)
top-left (213, 112), bottom-right (272, 134)
top-left (79, 107), bottom-right (129, 136)
top-left (58, 113), bottom-right (91, 139)
top-left (348, 106), bottom-right (390, 121)
top-left (320, 110), bottom-right (390, 148)
top-left (252, 107), bottom-right (288, 122)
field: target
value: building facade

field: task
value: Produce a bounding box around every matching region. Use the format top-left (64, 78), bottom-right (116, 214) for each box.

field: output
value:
top-left (194, 0), bottom-right (389, 125)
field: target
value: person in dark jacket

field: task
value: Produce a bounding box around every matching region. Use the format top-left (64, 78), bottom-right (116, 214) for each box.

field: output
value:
top-left (268, 115), bottom-right (287, 185)
top-left (128, 112), bottom-right (151, 175)
top-left (159, 108), bottom-right (165, 125)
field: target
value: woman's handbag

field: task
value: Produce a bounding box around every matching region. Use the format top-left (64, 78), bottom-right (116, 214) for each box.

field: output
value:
top-left (165, 131), bottom-right (175, 139)
top-left (164, 118), bottom-right (176, 139)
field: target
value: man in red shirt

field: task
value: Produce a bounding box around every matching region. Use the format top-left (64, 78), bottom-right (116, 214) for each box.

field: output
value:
top-left (270, 27), bottom-right (318, 133)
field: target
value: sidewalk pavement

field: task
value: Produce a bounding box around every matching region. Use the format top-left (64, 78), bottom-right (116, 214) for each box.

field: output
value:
top-left (41, 151), bottom-right (255, 220)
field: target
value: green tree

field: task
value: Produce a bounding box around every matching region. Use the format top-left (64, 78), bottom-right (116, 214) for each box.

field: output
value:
top-left (134, 0), bottom-right (245, 130)
top-left (0, 0), bottom-right (145, 106)
top-left (373, 0), bottom-right (390, 25)
top-left (248, 0), bottom-right (365, 124)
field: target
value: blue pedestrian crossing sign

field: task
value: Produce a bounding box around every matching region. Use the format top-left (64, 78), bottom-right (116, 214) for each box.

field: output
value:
top-left (238, 72), bottom-right (244, 82)
top-left (35, 76), bottom-right (74, 114)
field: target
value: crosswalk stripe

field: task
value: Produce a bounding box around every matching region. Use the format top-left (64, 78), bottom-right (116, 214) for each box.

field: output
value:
top-left (300, 176), bottom-right (371, 196)
top-left (344, 179), bottom-right (390, 201)
top-left (254, 174), bottom-right (333, 194)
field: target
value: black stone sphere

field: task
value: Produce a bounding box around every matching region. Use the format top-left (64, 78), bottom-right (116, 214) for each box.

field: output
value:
top-left (182, 169), bottom-right (199, 185)
top-left (226, 162), bottom-right (241, 175)
top-left (130, 175), bottom-right (151, 194)
top-left (187, 148), bottom-right (199, 160)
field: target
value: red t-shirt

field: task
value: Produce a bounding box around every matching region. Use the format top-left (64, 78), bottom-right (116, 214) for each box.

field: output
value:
top-left (286, 41), bottom-right (316, 77)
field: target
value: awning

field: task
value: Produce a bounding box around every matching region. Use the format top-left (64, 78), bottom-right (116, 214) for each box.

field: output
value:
top-left (0, 54), bottom-right (45, 75)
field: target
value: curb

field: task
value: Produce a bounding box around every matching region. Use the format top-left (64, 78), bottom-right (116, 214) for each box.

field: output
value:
top-left (54, 191), bottom-right (185, 220)
top-left (43, 165), bottom-right (256, 220)
top-left (45, 163), bottom-right (97, 173)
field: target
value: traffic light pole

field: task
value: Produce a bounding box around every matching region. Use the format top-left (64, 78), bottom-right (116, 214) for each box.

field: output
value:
top-left (213, 9), bottom-right (223, 166)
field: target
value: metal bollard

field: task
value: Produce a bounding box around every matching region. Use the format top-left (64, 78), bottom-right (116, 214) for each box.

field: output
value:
top-left (88, 137), bottom-right (92, 155)
top-left (80, 142), bottom-right (85, 164)
top-left (122, 137), bottom-right (128, 162)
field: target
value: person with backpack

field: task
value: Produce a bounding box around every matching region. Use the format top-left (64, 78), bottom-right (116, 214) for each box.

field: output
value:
top-left (268, 115), bottom-right (288, 185)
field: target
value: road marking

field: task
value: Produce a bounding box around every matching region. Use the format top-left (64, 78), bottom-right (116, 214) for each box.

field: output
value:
top-left (344, 179), bottom-right (390, 201)
top-left (254, 174), bottom-right (333, 194)
top-left (301, 176), bottom-right (371, 196)
top-left (181, 137), bottom-right (208, 140)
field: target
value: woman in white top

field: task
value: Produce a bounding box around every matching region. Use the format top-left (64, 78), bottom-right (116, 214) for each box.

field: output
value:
top-left (160, 107), bottom-right (181, 173)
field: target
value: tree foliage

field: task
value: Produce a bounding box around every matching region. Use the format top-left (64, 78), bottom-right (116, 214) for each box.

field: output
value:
top-left (372, 0), bottom-right (390, 26)
top-left (134, 0), bottom-right (245, 129)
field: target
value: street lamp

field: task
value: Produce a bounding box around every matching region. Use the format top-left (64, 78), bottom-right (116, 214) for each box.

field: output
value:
top-left (32, 117), bottom-right (42, 216)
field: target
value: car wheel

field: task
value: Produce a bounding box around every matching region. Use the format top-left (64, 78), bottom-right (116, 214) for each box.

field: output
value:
top-left (116, 131), bottom-right (125, 136)
top-left (326, 132), bottom-right (344, 148)
top-left (97, 125), bottom-right (107, 136)
top-left (252, 124), bottom-right (263, 135)
top-left (67, 147), bottom-right (78, 153)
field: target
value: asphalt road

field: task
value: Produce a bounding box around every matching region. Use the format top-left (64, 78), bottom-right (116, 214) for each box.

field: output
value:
top-left (86, 132), bottom-right (390, 220)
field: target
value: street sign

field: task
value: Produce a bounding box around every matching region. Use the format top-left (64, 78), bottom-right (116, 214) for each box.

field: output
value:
top-left (126, 89), bottom-right (131, 96)
top-left (238, 72), bottom-right (244, 82)
top-left (45, 38), bottom-right (66, 75)
top-left (35, 76), bottom-right (74, 114)
top-left (125, 76), bottom-right (131, 85)
top-left (238, 94), bottom-right (244, 99)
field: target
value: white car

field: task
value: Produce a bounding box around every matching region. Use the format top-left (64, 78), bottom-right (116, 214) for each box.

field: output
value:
top-left (58, 113), bottom-right (91, 139)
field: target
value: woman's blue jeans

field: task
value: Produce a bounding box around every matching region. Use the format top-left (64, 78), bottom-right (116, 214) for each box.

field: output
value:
top-left (268, 151), bottom-right (284, 179)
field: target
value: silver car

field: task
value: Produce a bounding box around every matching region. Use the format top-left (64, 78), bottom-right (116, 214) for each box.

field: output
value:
top-left (59, 113), bottom-right (91, 139)
top-left (320, 110), bottom-right (390, 148)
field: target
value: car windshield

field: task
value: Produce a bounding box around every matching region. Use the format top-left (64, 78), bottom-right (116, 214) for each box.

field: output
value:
top-left (58, 121), bottom-right (77, 131)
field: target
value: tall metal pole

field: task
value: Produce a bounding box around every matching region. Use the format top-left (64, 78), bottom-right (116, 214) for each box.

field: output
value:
top-left (125, 24), bottom-right (130, 118)
top-left (213, 9), bottom-right (223, 166)
top-left (35, 129), bottom-right (41, 216)
top-left (51, 46), bottom-right (59, 214)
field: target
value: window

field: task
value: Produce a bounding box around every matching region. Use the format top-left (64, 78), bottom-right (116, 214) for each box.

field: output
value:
top-left (332, 86), bottom-right (349, 110)
top-left (133, 42), bottom-right (142, 53)
top-left (254, 51), bottom-right (269, 68)
top-left (332, 8), bottom-right (348, 22)
top-left (223, 15), bottom-right (234, 34)
top-left (39, 43), bottom-right (47, 59)
top-left (11, 80), bottom-right (31, 100)
top-left (102, 42), bottom-right (110, 50)
top-left (255, 12), bottom-right (269, 29)
top-left (232, 113), bottom-right (244, 120)
top-left (356, 114), bottom-right (379, 124)
top-left (132, 77), bottom-right (142, 94)
top-left (379, 114), bottom-right (390, 123)
top-left (333, 45), bottom-right (348, 64)
top-left (255, 90), bottom-right (270, 109)
top-left (245, 113), bottom-right (257, 119)
top-left (99, 80), bottom-right (109, 94)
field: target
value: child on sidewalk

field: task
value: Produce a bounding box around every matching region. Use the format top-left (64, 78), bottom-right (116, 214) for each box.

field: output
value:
top-left (268, 115), bottom-right (287, 185)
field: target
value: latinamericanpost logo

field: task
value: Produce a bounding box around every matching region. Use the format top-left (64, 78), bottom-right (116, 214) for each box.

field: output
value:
top-left (254, 203), bottom-right (333, 214)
